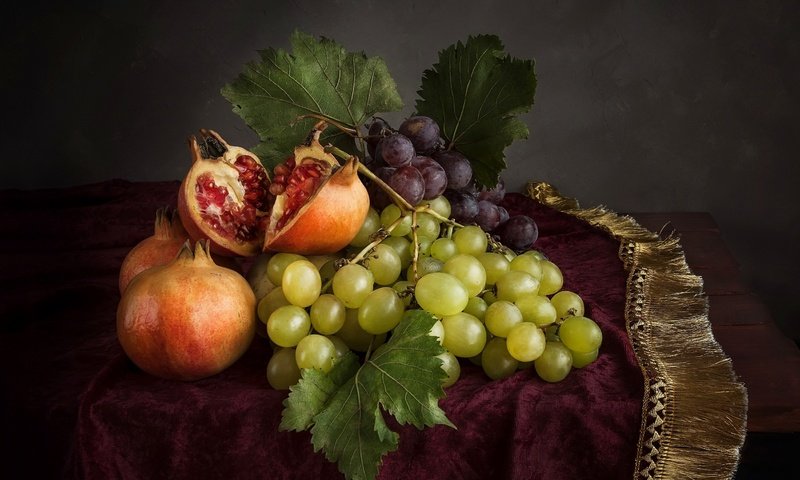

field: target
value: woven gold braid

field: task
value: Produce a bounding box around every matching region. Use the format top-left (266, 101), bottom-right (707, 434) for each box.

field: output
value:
top-left (527, 182), bottom-right (747, 480)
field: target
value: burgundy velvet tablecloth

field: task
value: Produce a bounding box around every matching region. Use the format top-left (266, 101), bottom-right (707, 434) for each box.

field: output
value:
top-left (0, 180), bottom-right (644, 479)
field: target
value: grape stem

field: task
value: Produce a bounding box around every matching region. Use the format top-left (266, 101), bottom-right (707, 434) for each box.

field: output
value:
top-left (410, 210), bottom-right (420, 282)
top-left (324, 143), bottom-right (470, 282)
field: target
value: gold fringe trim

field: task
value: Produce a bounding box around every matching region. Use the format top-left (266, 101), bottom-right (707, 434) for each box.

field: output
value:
top-left (527, 182), bottom-right (748, 480)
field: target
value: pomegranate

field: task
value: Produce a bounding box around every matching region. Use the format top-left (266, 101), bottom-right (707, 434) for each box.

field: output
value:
top-left (264, 124), bottom-right (370, 254)
top-left (119, 207), bottom-right (189, 294)
top-left (117, 240), bottom-right (256, 381)
top-left (178, 129), bottom-right (270, 257)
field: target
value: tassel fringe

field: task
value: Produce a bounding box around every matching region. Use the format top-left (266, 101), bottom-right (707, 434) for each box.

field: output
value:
top-left (527, 182), bottom-right (748, 480)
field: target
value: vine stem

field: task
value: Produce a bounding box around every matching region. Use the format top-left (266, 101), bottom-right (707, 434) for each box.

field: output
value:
top-left (295, 114), bottom-right (360, 137)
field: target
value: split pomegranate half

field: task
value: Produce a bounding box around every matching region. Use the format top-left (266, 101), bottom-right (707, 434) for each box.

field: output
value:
top-left (264, 125), bottom-right (370, 255)
top-left (178, 130), bottom-right (270, 257)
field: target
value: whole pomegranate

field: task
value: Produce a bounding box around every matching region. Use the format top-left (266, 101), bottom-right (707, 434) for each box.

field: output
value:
top-left (117, 240), bottom-right (256, 381)
top-left (264, 123), bottom-right (370, 254)
top-left (119, 207), bottom-right (189, 294)
top-left (178, 129), bottom-right (271, 257)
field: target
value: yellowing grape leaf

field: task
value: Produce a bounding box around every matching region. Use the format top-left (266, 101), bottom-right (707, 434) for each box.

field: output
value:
top-left (280, 311), bottom-right (454, 480)
top-left (415, 35), bottom-right (537, 187)
top-left (222, 31), bottom-right (403, 170)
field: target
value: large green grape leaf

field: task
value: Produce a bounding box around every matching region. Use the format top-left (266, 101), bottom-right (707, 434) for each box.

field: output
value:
top-left (222, 31), bottom-right (403, 170)
top-left (415, 35), bottom-right (537, 187)
top-left (280, 311), bottom-right (454, 480)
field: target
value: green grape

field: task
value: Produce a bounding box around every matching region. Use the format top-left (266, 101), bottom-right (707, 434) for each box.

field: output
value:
top-left (506, 322), bottom-right (546, 362)
top-left (539, 260), bottom-right (564, 295)
top-left (476, 252), bottom-right (510, 286)
top-left (350, 207), bottom-right (381, 247)
top-left (282, 260), bottom-right (321, 307)
top-left (534, 341), bottom-right (573, 382)
top-left (509, 254), bottom-right (543, 281)
top-left (453, 225), bottom-right (488, 256)
top-left (358, 287), bottom-right (405, 334)
top-left (424, 318), bottom-right (444, 345)
top-left (443, 254), bottom-right (487, 297)
top-left (501, 249), bottom-right (517, 262)
top-left (266, 253), bottom-right (305, 286)
top-left (267, 305), bottom-right (311, 347)
top-left (295, 334), bottom-right (337, 372)
top-left (515, 294), bottom-right (557, 327)
top-left (318, 259), bottom-right (338, 286)
top-left (571, 348), bottom-right (599, 368)
top-left (496, 270), bottom-right (540, 303)
top-left (257, 287), bottom-right (290, 324)
top-left (337, 308), bottom-right (386, 352)
top-left (310, 294), bottom-right (346, 335)
top-left (247, 253), bottom-right (274, 301)
top-left (392, 280), bottom-right (415, 306)
top-left (367, 244), bottom-right (402, 285)
top-left (424, 195), bottom-right (451, 219)
top-left (482, 290), bottom-right (498, 305)
top-left (416, 237), bottom-right (433, 256)
top-left (522, 249), bottom-right (546, 261)
top-left (545, 324), bottom-right (560, 342)
top-left (266, 347), bottom-right (301, 390)
top-left (437, 351), bottom-right (461, 388)
top-left (481, 337), bottom-right (519, 380)
top-left (381, 204), bottom-right (412, 237)
top-left (468, 353), bottom-right (483, 367)
top-left (327, 335), bottom-right (350, 359)
top-left (381, 236), bottom-right (412, 270)
top-left (413, 212), bottom-right (441, 240)
top-left (550, 290), bottom-right (585, 319)
top-left (415, 272), bottom-right (469, 317)
top-left (430, 238), bottom-right (458, 262)
top-left (407, 255), bottom-right (444, 281)
top-left (441, 312), bottom-right (486, 358)
top-left (558, 316), bottom-right (602, 353)
top-left (332, 264), bottom-right (374, 308)
top-left (463, 296), bottom-right (488, 322)
top-left (484, 300), bottom-right (524, 337)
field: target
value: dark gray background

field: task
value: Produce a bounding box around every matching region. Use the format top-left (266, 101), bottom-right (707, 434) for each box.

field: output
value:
top-left (4, 0), bottom-right (798, 340)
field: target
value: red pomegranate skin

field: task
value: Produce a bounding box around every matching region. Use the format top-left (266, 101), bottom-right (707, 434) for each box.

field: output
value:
top-left (117, 242), bottom-right (256, 381)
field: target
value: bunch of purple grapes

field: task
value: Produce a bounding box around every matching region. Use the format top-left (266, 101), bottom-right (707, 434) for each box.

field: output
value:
top-left (365, 116), bottom-right (538, 251)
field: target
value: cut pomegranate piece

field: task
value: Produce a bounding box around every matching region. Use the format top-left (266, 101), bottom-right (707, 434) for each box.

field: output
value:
top-left (178, 130), bottom-right (270, 257)
top-left (263, 124), bottom-right (370, 255)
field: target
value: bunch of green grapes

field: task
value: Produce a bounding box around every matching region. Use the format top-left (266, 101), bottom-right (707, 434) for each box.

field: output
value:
top-left (256, 194), bottom-right (603, 390)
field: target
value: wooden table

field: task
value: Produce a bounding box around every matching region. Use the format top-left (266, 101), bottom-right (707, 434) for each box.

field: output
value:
top-left (631, 212), bottom-right (800, 433)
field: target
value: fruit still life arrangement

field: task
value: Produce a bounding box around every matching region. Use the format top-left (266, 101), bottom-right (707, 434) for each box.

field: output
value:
top-left (116, 32), bottom-right (604, 480)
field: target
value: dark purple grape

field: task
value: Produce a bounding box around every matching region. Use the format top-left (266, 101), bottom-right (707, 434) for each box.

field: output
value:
top-left (497, 215), bottom-right (539, 250)
top-left (497, 206), bottom-right (510, 225)
top-left (478, 178), bottom-right (505, 204)
top-left (368, 166), bottom-right (396, 210)
top-left (444, 190), bottom-right (479, 224)
top-left (411, 156), bottom-right (447, 199)
top-left (399, 116), bottom-right (441, 154)
top-left (366, 118), bottom-right (390, 158)
top-left (433, 150), bottom-right (472, 190)
top-left (475, 200), bottom-right (501, 232)
top-left (379, 133), bottom-right (414, 167)
top-left (388, 165), bottom-right (425, 206)
top-left (460, 180), bottom-right (479, 195)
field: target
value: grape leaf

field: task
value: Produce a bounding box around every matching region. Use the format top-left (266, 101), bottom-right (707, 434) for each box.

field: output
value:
top-left (415, 35), bottom-right (537, 187)
top-left (280, 311), bottom-right (454, 480)
top-left (221, 31), bottom-right (403, 170)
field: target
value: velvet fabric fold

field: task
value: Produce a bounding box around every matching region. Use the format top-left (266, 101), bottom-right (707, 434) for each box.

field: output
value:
top-left (1, 181), bottom-right (644, 479)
